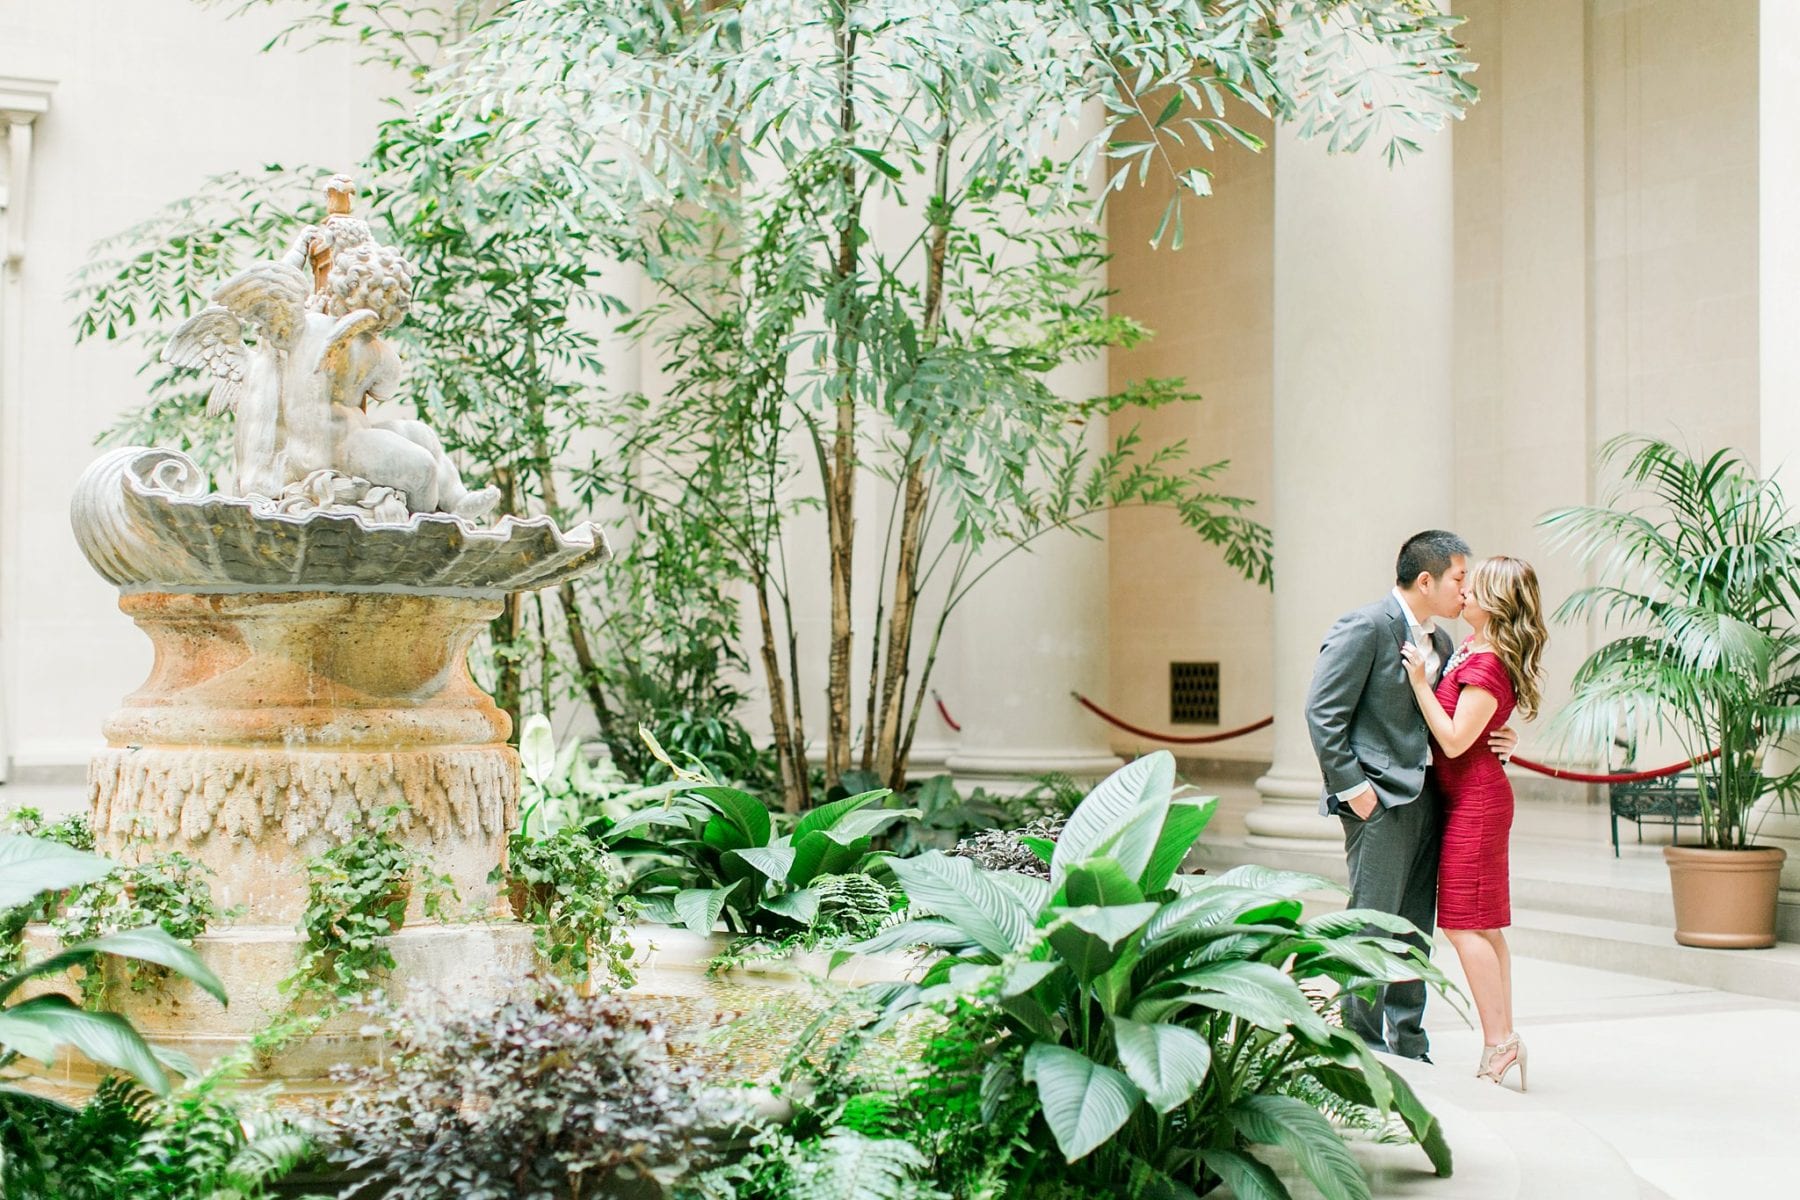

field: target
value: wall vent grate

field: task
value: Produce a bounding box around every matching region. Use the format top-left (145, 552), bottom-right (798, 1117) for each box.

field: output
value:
top-left (1170, 661), bottom-right (1220, 725)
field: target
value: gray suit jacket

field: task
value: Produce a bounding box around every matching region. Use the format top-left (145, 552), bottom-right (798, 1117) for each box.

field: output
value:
top-left (1307, 595), bottom-right (1454, 816)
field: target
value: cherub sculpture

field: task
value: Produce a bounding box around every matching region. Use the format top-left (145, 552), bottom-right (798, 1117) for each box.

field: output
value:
top-left (163, 176), bottom-right (499, 522)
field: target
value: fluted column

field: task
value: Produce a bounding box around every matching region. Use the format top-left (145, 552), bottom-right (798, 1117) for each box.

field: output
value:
top-left (1245, 119), bottom-right (1455, 848)
top-left (946, 101), bottom-right (1121, 790)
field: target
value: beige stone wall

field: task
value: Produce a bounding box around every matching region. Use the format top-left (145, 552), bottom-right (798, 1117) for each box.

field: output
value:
top-left (1105, 118), bottom-right (1275, 765)
top-left (1452, 0), bottom-right (1759, 757)
top-left (0, 0), bottom-right (393, 776)
top-left (1107, 0), bottom-right (1763, 768)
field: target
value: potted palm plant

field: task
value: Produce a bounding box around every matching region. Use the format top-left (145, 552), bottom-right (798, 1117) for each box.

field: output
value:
top-left (1543, 437), bottom-right (1799, 947)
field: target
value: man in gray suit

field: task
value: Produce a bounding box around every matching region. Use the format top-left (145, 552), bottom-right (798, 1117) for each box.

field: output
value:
top-left (1305, 530), bottom-right (1515, 1061)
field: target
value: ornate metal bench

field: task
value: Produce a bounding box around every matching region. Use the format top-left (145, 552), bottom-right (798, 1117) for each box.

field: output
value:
top-left (1608, 773), bottom-right (1702, 856)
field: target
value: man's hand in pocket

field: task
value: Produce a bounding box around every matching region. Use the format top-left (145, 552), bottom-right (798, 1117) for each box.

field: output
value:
top-left (1347, 787), bottom-right (1379, 821)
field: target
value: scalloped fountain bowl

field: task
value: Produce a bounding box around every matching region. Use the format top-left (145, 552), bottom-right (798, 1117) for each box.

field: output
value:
top-left (72, 446), bottom-right (611, 596)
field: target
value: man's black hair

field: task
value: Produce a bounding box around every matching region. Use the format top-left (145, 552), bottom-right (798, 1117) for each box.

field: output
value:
top-left (1396, 530), bottom-right (1471, 587)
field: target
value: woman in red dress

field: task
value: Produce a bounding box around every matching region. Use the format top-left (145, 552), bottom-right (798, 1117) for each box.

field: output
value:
top-left (1400, 556), bottom-right (1547, 1091)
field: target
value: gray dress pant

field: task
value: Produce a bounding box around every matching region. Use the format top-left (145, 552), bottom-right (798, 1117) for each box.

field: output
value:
top-left (1338, 777), bottom-right (1439, 1059)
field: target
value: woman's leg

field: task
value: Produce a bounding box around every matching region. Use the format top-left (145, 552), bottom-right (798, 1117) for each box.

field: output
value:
top-left (1484, 929), bottom-right (1513, 1036)
top-left (1443, 927), bottom-right (1511, 1047)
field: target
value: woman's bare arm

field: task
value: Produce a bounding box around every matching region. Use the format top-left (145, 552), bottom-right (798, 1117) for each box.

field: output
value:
top-left (1401, 644), bottom-right (1500, 758)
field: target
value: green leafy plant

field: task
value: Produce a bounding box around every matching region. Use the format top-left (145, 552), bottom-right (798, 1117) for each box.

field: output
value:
top-left (1, 807), bottom-right (96, 852)
top-left (324, 976), bottom-right (738, 1200)
top-left (0, 835), bottom-right (227, 1098)
top-left (49, 851), bottom-right (235, 1010)
top-left (500, 826), bottom-right (640, 989)
top-left (0, 808), bottom-right (96, 976)
top-left (1544, 437), bottom-right (1800, 849)
top-left (281, 808), bottom-right (454, 1007)
top-left (855, 752), bottom-right (1453, 1198)
top-left (617, 733), bottom-right (914, 943)
top-left (0, 1065), bottom-right (314, 1200)
top-left (686, 992), bottom-right (1036, 1200)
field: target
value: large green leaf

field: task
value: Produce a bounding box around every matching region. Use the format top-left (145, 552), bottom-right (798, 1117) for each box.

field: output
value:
top-left (0, 836), bottom-right (113, 910)
top-left (1139, 796), bottom-right (1218, 893)
top-left (793, 789), bottom-right (888, 843)
top-left (1062, 857), bottom-right (1145, 908)
top-left (1197, 1149), bottom-right (1289, 1200)
top-left (789, 830), bottom-right (872, 886)
top-left (0, 993), bottom-right (170, 1095)
top-left (761, 887), bottom-right (821, 926)
top-left (1047, 902), bottom-right (1159, 986)
top-left (729, 844), bottom-right (797, 884)
top-left (992, 870), bottom-right (1052, 914)
top-left (1141, 887), bottom-right (1304, 943)
top-left (1022, 1042), bottom-right (1143, 1163)
top-left (690, 786), bottom-right (773, 847)
top-left (1143, 961), bottom-right (1332, 1041)
top-left (1051, 753), bottom-right (1175, 890)
top-left (1210, 864), bottom-right (1341, 899)
top-left (1312, 1062), bottom-right (1451, 1178)
top-left (518, 713), bottom-right (557, 789)
top-left (1112, 1016), bottom-right (1212, 1112)
top-left (604, 800), bottom-right (706, 840)
top-left (847, 916), bottom-right (972, 957)
top-left (887, 852), bottom-right (1034, 956)
top-left (1228, 1094), bottom-right (1372, 1200)
top-left (1300, 908), bottom-right (1424, 939)
top-left (823, 806), bottom-right (920, 842)
top-left (4, 925), bottom-right (226, 1005)
top-left (672, 886), bottom-right (734, 935)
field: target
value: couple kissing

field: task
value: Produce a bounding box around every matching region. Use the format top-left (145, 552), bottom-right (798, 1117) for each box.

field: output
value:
top-left (1306, 530), bottom-right (1548, 1090)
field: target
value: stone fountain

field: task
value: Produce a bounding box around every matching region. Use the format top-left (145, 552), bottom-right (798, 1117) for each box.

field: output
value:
top-left (60, 177), bottom-right (610, 1085)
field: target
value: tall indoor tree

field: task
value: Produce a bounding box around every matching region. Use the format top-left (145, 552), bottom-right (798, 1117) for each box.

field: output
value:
top-left (439, 0), bottom-right (1476, 807)
top-left (76, 0), bottom-right (1475, 812)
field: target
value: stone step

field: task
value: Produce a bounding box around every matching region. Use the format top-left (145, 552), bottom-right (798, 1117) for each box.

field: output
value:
top-left (1193, 837), bottom-right (1800, 1004)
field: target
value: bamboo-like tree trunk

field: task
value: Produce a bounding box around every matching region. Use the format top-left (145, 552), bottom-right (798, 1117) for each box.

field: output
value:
top-left (755, 573), bottom-right (807, 811)
top-left (871, 128), bottom-right (952, 787)
top-left (822, 11), bottom-right (861, 791)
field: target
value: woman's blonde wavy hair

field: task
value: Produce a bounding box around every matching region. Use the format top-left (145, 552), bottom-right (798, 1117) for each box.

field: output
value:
top-left (1468, 556), bottom-right (1548, 720)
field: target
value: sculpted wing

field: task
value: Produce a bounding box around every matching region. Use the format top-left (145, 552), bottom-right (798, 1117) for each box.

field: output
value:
top-left (210, 260), bottom-right (309, 350)
top-left (162, 307), bottom-right (252, 418)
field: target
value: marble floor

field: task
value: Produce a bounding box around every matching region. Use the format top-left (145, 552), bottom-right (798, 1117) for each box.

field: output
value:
top-left (1422, 946), bottom-right (1799, 1200)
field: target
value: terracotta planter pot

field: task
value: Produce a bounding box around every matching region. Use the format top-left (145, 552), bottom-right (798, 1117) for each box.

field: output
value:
top-left (507, 878), bottom-right (558, 920)
top-left (1664, 845), bottom-right (1789, 949)
top-left (377, 884), bottom-right (412, 934)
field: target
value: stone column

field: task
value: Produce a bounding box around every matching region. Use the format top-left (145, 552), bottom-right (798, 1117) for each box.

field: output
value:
top-left (945, 219), bottom-right (1120, 790)
top-left (1245, 120), bottom-right (1455, 849)
top-left (1755, 0), bottom-right (1800, 905)
top-left (0, 80), bottom-right (54, 783)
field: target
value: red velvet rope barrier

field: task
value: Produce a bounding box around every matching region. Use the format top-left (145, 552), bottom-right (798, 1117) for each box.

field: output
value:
top-left (1071, 692), bottom-right (1274, 745)
top-left (932, 691), bottom-right (963, 732)
top-left (1505, 748), bottom-right (1720, 784)
top-left (1069, 691), bottom-right (1720, 779)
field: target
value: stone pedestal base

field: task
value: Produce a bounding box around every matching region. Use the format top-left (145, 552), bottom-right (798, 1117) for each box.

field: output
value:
top-left (88, 590), bottom-right (518, 923)
top-left (26, 923), bottom-right (540, 1091)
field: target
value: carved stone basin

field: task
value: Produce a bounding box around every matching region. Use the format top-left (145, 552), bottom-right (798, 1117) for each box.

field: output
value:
top-left (73, 446), bottom-right (610, 597)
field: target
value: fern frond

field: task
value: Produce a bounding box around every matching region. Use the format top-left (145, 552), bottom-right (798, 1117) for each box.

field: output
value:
top-left (788, 1129), bottom-right (928, 1200)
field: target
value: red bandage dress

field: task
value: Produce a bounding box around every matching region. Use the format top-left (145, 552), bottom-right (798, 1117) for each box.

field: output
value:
top-left (1432, 646), bottom-right (1517, 930)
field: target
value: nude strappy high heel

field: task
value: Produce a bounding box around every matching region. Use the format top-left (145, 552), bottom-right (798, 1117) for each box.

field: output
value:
top-left (1476, 1032), bottom-right (1527, 1091)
